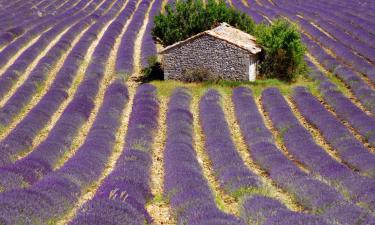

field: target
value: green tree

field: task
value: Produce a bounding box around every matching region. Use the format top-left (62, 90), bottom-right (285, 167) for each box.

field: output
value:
top-left (152, 0), bottom-right (255, 46)
top-left (151, 0), bottom-right (306, 82)
top-left (255, 19), bottom-right (307, 82)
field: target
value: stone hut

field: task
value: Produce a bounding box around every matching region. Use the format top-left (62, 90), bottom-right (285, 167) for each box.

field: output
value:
top-left (159, 23), bottom-right (262, 81)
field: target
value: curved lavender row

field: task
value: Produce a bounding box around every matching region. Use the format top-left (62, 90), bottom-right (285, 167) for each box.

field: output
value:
top-left (70, 84), bottom-right (159, 225)
top-left (0, 0), bottom-right (81, 46)
top-left (247, 0), bottom-right (279, 21)
top-left (0, 0), bottom-right (117, 161)
top-left (115, 0), bottom-right (152, 77)
top-left (232, 87), bottom-right (373, 225)
top-left (268, 0), bottom-right (375, 37)
top-left (0, 0), bottom-right (114, 164)
top-left (288, 1), bottom-right (375, 56)
top-left (140, 0), bottom-right (163, 68)
top-left (302, 36), bottom-right (375, 115)
top-left (164, 88), bottom-right (245, 225)
top-left (293, 87), bottom-right (375, 177)
top-left (241, 195), bottom-right (331, 225)
top-left (199, 89), bottom-right (259, 195)
top-left (0, 0), bottom-right (92, 67)
top-left (268, 2), bottom-right (375, 83)
top-left (273, 0), bottom-right (375, 68)
top-left (303, 0), bottom-right (375, 34)
top-left (0, 80), bottom-right (128, 224)
top-left (230, 0), bottom-right (268, 24)
top-left (0, 0), bottom-right (65, 36)
top-left (0, 0), bottom-right (44, 30)
top-left (302, 4), bottom-right (375, 49)
top-left (242, 1), bottom-right (375, 88)
top-left (261, 88), bottom-right (375, 214)
top-left (0, 0), bottom-right (136, 189)
top-left (0, 0), bottom-right (106, 128)
top-left (0, 0), bottom-right (95, 100)
top-left (305, 60), bottom-right (375, 148)
top-left (0, 0), bottom-right (27, 12)
top-left (296, 20), bottom-right (375, 84)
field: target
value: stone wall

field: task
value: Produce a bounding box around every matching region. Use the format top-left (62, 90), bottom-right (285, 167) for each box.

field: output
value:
top-left (162, 34), bottom-right (257, 81)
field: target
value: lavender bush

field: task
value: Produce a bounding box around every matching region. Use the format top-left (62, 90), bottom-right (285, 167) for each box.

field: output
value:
top-left (0, 80), bottom-right (129, 224)
top-left (293, 86), bottom-right (375, 177)
top-left (70, 84), bottom-right (159, 225)
top-left (261, 87), bottom-right (375, 215)
top-left (164, 88), bottom-right (245, 225)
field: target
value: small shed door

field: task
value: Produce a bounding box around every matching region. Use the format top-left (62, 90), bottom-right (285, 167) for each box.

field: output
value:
top-left (249, 59), bottom-right (256, 81)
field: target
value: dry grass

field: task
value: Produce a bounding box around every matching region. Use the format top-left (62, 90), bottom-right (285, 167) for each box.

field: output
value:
top-left (190, 90), bottom-right (239, 216)
top-left (146, 96), bottom-right (175, 225)
top-left (219, 90), bottom-right (303, 212)
top-left (241, 0), bottom-right (250, 7)
top-left (160, 0), bottom-right (169, 13)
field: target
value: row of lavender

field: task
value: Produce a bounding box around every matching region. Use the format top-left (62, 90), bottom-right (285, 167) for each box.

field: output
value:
top-left (293, 87), bottom-right (375, 177)
top-left (262, 88), bottom-right (375, 218)
top-left (287, 0), bottom-right (375, 48)
top-left (164, 88), bottom-right (245, 225)
top-left (0, 80), bottom-right (129, 224)
top-left (0, 0), bottom-right (136, 190)
top-left (0, 0), bottom-right (46, 33)
top-left (0, 0), bottom-right (95, 102)
top-left (0, 0), bottom-right (92, 57)
top-left (0, 0), bottom-right (79, 41)
top-left (239, 0), bottom-right (375, 115)
top-left (0, 0), bottom-right (116, 163)
top-left (273, 0), bottom-right (375, 78)
top-left (284, 1), bottom-right (375, 60)
top-left (232, 87), bottom-right (374, 225)
top-left (301, 0), bottom-right (375, 31)
top-left (0, 0), bottom-right (104, 131)
top-left (70, 84), bottom-right (159, 225)
top-left (200, 89), bottom-right (334, 224)
top-left (115, 0), bottom-right (153, 77)
top-left (140, 0), bottom-right (163, 68)
top-left (305, 58), bottom-right (375, 148)
top-left (285, 5), bottom-right (375, 115)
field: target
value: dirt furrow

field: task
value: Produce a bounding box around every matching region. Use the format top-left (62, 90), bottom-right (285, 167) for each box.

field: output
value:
top-left (190, 90), bottom-right (239, 216)
top-left (146, 96), bottom-right (175, 225)
top-left (220, 90), bottom-right (302, 212)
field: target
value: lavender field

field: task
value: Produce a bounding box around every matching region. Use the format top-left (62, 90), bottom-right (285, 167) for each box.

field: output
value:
top-left (0, 0), bottom-right (374, 224)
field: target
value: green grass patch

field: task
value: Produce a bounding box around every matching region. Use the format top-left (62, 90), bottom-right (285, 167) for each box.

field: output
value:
top-left (150, 74), bottom-right (318, 98)
top-left (214, 194), bottom-right (228, 212)
top-left (231, 186), bottom-right (273, 200)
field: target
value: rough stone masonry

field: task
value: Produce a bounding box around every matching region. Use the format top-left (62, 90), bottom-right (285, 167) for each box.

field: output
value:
top-left (160, 23), bottom-right (261, 82)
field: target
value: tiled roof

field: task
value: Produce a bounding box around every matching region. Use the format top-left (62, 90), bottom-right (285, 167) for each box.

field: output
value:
top-left (160, 23), bottom-right (262, 54)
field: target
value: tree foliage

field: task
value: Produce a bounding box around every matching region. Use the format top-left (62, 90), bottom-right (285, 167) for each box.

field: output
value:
top-left (151, 0), bottom-right (306, 82)
top-left (255, 19), bottom-right (307, 82)
top-left (152, 0), bottom-right (255, 46)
